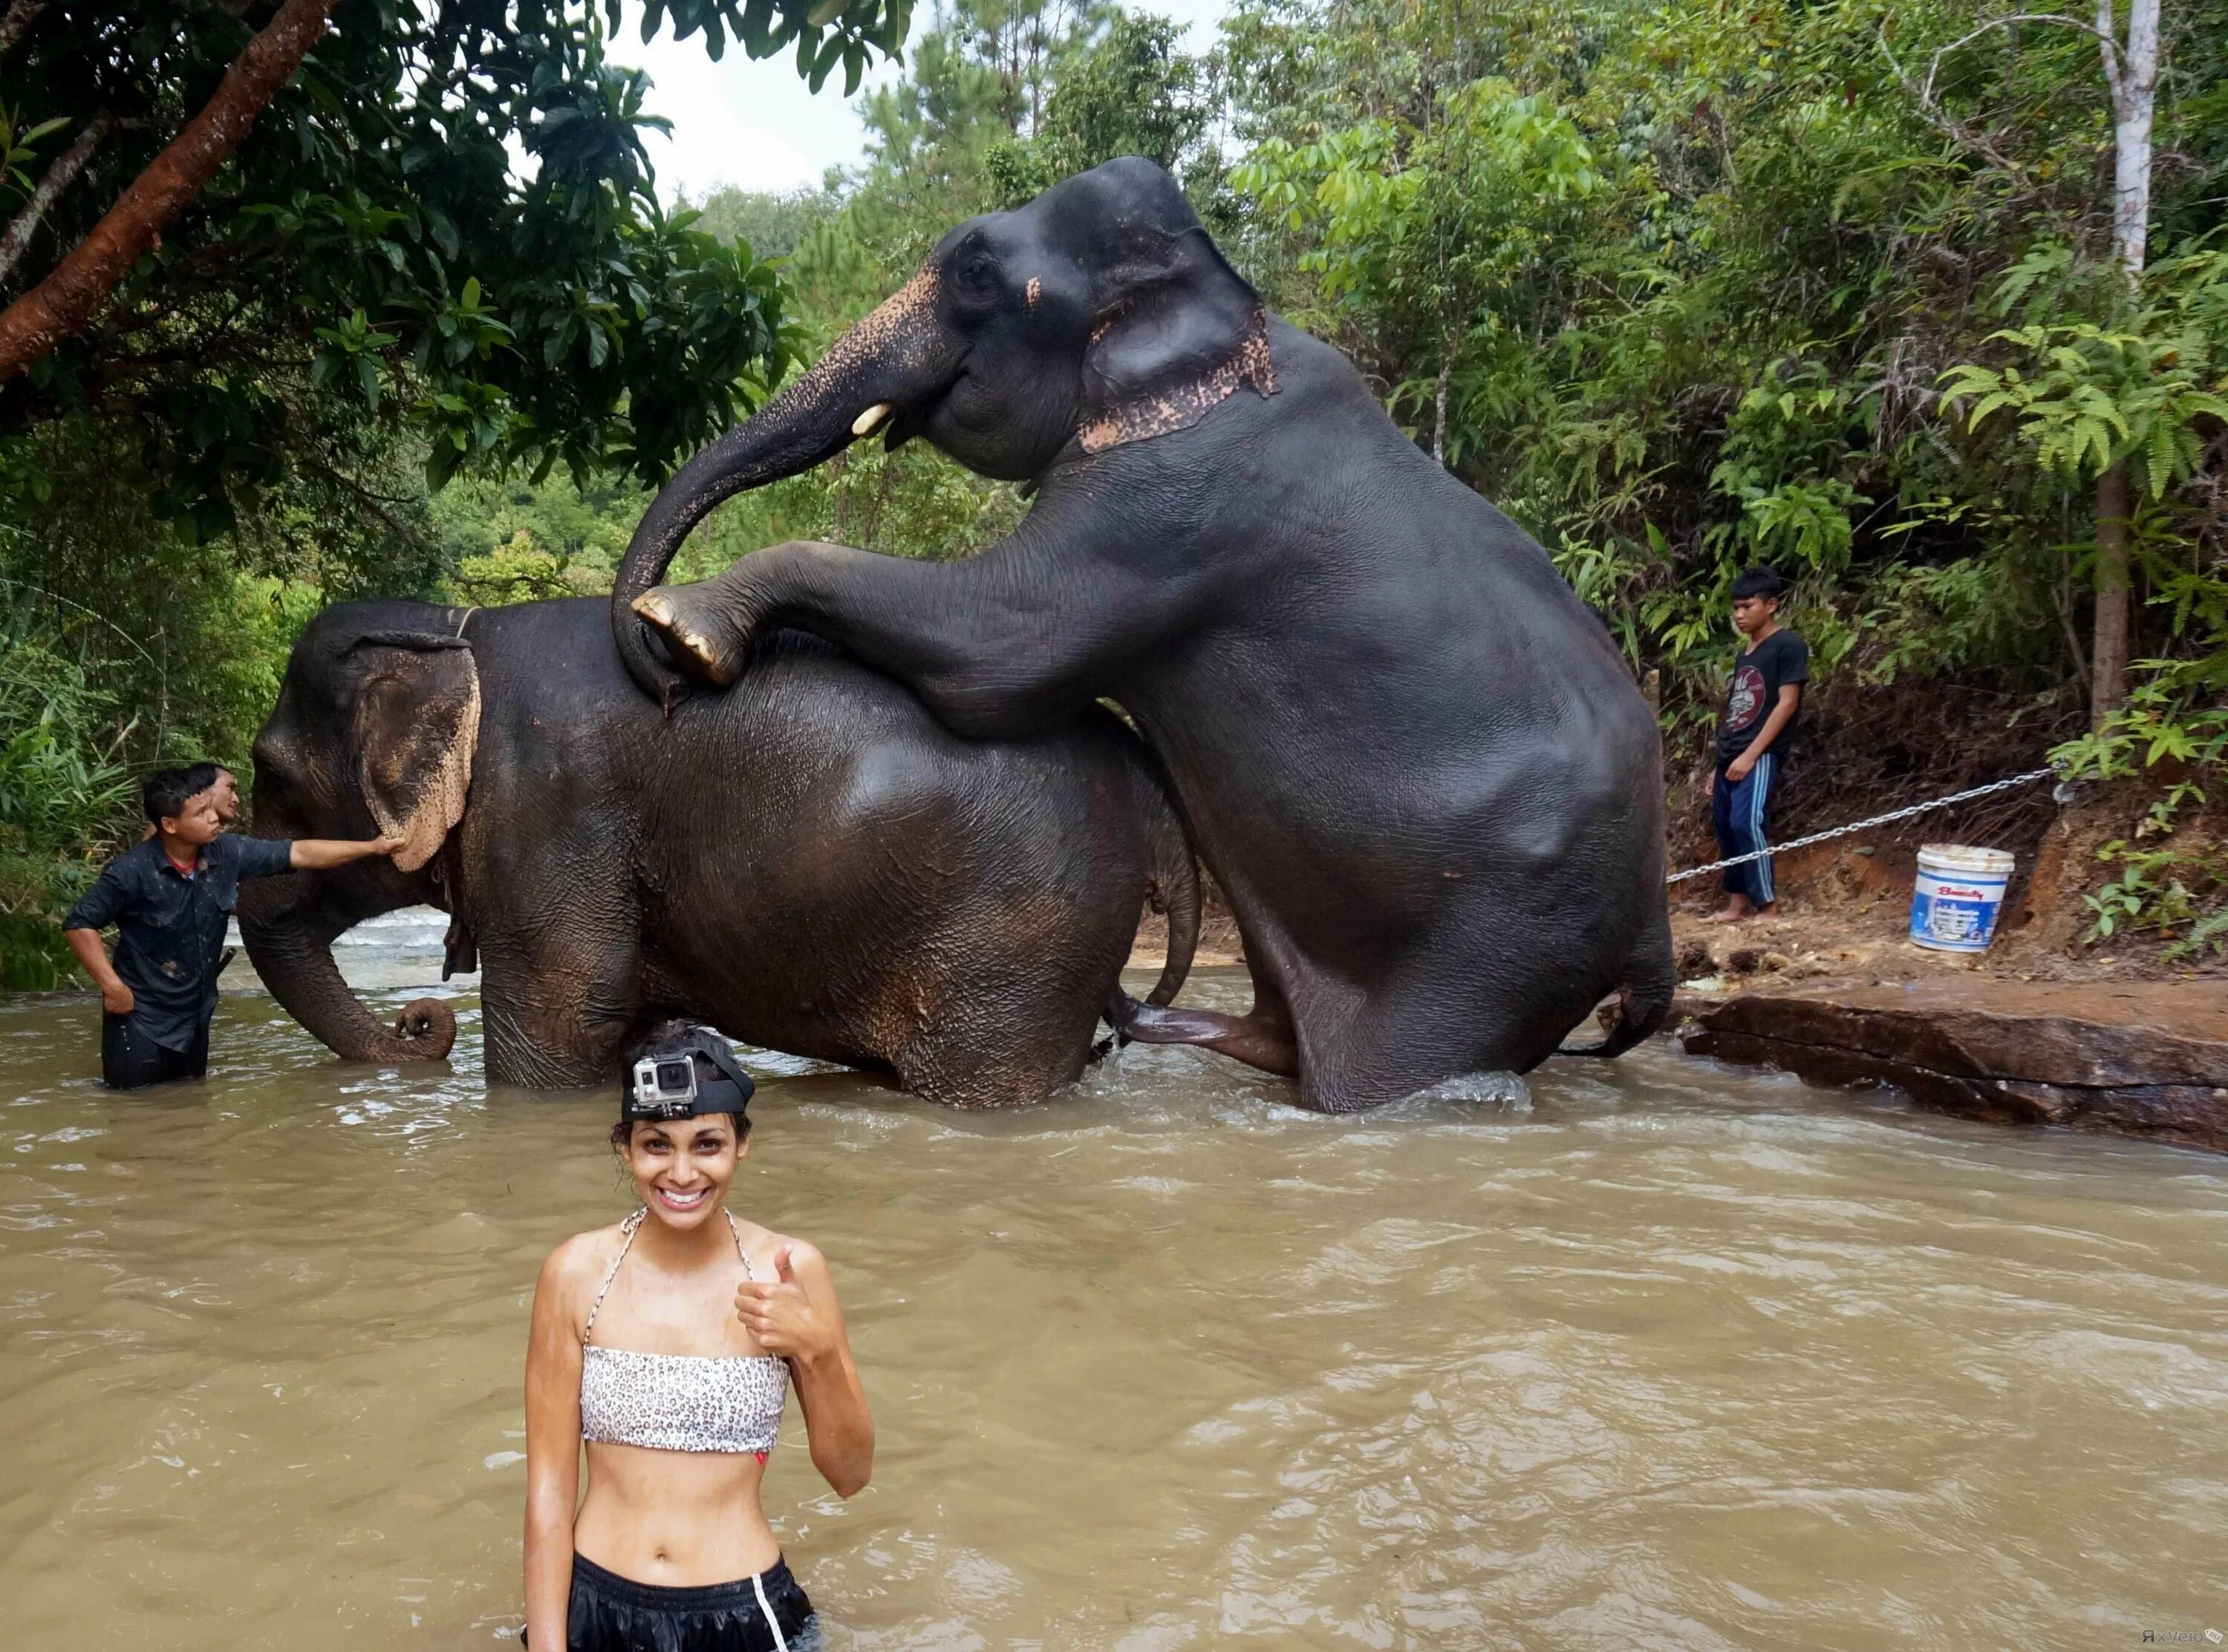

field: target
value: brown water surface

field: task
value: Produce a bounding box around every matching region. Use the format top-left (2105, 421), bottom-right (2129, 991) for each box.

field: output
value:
top-left (2, 911), bottom-right (2224, 1648)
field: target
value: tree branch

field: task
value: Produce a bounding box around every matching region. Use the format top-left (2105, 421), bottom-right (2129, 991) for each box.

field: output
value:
top-left (1880, 12), bottom-right (2124, 177)
top-left (1922, 13), bottom-right (2123, 105)
top-left (0, 112), bottom-right (117, 288)
top-left (302, 454), bottom-right (431, 553)
top-left (0, 0), bottom-right (340, 385)
top-left (0, 0), bottom-right (47, 61)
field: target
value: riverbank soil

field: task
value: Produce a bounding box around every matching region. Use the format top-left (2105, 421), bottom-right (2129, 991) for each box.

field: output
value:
top-left (1664, 765), bottom-right (2227, 1150)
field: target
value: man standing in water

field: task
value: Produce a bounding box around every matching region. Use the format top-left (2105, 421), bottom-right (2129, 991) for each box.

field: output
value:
top-left (64, 767), bottom-right (405, 1089)
top-left (1706, 566), bottom-right (1808, 923)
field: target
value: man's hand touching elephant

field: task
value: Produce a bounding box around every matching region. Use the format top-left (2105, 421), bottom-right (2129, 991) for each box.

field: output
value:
top-left (736, 1244), bottom-right (837, 1364)
top-left (286, 834), bottom-right (408, 871)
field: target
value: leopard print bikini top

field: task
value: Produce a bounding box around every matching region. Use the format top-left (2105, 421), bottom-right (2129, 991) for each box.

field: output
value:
top-left (579, 1208), bottom-right (789, 1455)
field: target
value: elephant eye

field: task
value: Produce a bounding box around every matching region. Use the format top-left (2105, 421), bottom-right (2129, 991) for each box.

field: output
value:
top-left (953, 246), bottom-right (1001, 306)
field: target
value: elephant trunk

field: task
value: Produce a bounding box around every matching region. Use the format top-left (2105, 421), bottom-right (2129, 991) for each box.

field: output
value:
top-left (612, 265), bottom-right (960, 697)
top-left (238, 879), bottom-right (457, 1063)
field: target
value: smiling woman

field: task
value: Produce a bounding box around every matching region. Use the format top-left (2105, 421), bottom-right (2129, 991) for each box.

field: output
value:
top-left (522, 1021), bottom-right (873, 1651)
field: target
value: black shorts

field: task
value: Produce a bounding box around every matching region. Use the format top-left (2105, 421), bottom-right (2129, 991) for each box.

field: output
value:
top-left (101, 1013), bottom-right (210, 1090)
top-left (560, 1552), bottom-right (816, 1652)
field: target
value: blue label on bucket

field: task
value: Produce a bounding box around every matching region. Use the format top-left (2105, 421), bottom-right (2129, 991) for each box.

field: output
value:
top-left (1909, 876), bottom-right (2007, 953)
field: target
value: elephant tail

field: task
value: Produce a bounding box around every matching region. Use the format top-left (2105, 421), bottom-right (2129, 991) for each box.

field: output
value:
top-left (1557, 895), bottom-right (1675, 1059)
top-left (1135, 742), bottom-right (1200, 1009)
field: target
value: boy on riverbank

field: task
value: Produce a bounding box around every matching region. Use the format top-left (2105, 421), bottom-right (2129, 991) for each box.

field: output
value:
top-left (1707, 567), bottom-right (1808, 923)
top-left (64, 767), bottom-right (404, 1089)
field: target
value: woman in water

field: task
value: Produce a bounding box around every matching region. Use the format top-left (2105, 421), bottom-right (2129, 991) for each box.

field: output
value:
top-left (524, 1023), bottom-right (873, 1650)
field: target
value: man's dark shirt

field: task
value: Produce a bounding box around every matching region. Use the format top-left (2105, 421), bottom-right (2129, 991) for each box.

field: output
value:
top-left (64, 834), bottom-right (294, 1050)
top-left (1717, 628), bottom-right (1809, 766)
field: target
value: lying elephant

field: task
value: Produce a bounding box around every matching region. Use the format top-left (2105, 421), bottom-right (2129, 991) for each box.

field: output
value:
top-left (611, 157), bottom-right (1672, 1113)
top-left (237, 596), bottom-right (1197, 1101)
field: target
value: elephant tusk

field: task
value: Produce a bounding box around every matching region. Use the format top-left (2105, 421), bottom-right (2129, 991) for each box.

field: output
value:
top-left (852, 402), bottom-right (893, 437)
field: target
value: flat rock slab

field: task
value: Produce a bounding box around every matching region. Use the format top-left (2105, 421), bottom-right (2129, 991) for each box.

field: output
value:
top-left (1683, 979), bottom-right (2228, 1152)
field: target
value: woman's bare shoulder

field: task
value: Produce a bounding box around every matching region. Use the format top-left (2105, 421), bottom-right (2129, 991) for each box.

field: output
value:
top-left (734, 1218), bottom-right (830, 1280)
top-left (538, 1222), bottom-right (631, 1300)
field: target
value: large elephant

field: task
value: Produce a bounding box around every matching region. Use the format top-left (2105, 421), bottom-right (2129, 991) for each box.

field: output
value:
top-left (610, 157), bottom-right (1672, 1114)
top-left (237, 595), bottom-right (1196, 1101)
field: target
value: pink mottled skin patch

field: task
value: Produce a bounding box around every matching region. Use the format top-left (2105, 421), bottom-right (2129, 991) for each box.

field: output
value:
top-left (1026, 275), bottom-right (1043, 307)
top-left (1078, 307), bottom-right (1279, 454)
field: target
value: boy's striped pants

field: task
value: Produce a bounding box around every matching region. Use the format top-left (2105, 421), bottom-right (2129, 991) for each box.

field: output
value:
top-left (1710, 752), bottom-right (1780, 906)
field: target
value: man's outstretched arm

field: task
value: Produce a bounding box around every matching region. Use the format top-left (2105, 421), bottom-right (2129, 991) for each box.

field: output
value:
top-left (288, 836), bottom-right (406, 871)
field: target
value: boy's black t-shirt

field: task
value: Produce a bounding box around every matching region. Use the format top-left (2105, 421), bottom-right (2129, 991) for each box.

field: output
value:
top-left (1717, 628), bottom-right (1808, 766)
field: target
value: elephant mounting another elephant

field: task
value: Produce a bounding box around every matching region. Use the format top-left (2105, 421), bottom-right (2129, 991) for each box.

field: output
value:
top-left (613, 156), bottom-right (1675, 1114)
top-left (239, 596), bottom-right (1197, 1104)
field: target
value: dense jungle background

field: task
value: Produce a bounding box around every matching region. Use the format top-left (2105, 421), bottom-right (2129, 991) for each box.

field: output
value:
top-left (1, 0), bottom-right (2224, 987)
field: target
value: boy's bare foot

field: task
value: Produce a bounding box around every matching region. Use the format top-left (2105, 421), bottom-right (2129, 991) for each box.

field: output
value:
top-left (1710, 898), bottom-right (1754, 924)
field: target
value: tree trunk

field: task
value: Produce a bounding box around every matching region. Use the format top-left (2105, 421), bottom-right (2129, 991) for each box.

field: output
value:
top-left (0, 0), bottom-right (47, 61)
top-left (0, 112), bottom-right (117, 287)
top-left (1433, 359), bottom-right (1450, 466)
top-left (2088, 0), bottom-right (2160, 730)
top-left (0, 0), bottom-right (339, 384)
top-left (2091, 461), bottom-right (2132, 728)
top-left (2106, 0), bottom-right (2160, 279)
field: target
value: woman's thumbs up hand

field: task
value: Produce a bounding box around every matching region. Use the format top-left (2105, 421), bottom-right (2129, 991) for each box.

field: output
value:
top-left (735, 1241), bottom-right (830, 1363)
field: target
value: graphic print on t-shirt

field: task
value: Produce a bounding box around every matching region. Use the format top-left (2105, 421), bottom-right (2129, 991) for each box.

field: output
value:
top-left (1724, 665), bottom-right (1765, 734)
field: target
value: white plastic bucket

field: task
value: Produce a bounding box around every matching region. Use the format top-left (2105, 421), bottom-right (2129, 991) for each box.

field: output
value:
top-left (1909, 843), bottom-right (2016, 952)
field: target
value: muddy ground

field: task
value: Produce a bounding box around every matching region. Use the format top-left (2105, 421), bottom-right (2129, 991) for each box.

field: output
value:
top-left (1130, 779), bottom-right (2224, 992)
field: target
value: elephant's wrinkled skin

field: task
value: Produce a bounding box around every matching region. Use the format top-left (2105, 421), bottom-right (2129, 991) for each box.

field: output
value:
top-left (616, 157), bottom-right (1673, 1113)
top-left (238, 596), bottom-right (1196, 1101)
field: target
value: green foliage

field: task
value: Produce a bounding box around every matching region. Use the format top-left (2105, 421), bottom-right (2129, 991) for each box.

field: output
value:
top-left (0, 0), bottom-right (914, 986)
top-left (0, 0), bottom-right (915, 535)
top-left (2081, 855), bottom-right (2228, 958)
top-left (0, 622), bottom-right (137, 988)
top-left (1941, 250), bottom-right (2228, 497)
top-left (986, 12), bottom-right (1223, 206)
top-left (1225, 0), bottom-right (2226, 719)
top-left (2054, 688), bottom-right (2228, 956)
top-left (684, 184), bottom-right (844, 260)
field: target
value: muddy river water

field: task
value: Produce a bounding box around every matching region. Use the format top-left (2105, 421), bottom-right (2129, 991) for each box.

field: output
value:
top-left (2, 910), bottom-right (2224, 1649)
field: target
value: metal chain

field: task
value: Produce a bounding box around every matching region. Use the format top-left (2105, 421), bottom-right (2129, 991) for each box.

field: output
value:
top-left (1666, 766), bottom-right (2062, 884)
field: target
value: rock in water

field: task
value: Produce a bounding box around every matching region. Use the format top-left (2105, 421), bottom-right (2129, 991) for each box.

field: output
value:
top-left (1684, 979), bottom-right (2228, 1152)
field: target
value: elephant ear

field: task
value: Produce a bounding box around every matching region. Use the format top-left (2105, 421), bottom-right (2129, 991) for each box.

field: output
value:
top-left (1078, 223), bottom-right (1277, 454)
top-left (345, 633), bottom-right (480, 874)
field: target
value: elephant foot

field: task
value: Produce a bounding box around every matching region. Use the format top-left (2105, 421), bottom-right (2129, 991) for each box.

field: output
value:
top-left (632, 589), bottom-right (740, 685)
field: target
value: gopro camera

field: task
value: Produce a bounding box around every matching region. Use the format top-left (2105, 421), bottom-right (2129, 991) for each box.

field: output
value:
top-left (622, 1031), bottom-right (755, 1120)
top-left (629, 1053), bottom-right (699, 1118)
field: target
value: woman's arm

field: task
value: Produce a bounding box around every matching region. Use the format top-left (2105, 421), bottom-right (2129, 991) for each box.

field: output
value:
top-left (524, 1243), bottom-right (587, 1649)
top-left (736, 1241), bottom-right (873, 1497)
